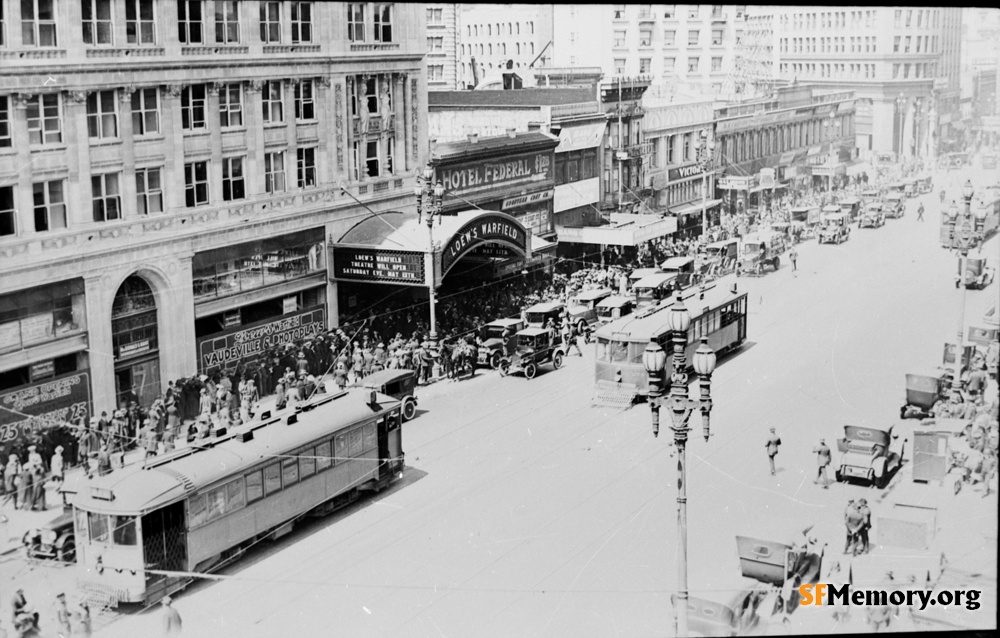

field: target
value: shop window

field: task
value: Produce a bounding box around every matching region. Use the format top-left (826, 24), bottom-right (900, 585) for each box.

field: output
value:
top-left (0, 281), bottom-right (85, 354)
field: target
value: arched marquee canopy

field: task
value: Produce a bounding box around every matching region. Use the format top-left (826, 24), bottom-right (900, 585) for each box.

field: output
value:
top-left (333, 209), bottom-right (538, 288)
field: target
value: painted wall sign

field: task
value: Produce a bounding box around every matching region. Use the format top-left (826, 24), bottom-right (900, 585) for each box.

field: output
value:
top-left (501, 189), bottom-right (554, 210)
top-left (198, 307), bottom-right (326, 374)
top-left (117, 339), bottom-right (151, 359)
top-left (668, 163), bottom-right (704, 181)
top-left (332, 247), bottom-right (425, 285)
top-left (436, 150), bottom-right (553, 199)
top-left (441, 213), bottom-right (528, 276)
top-left (718, 176), bottom-right (753, 190)
top-left (0, 371), bottom-right (92, 459)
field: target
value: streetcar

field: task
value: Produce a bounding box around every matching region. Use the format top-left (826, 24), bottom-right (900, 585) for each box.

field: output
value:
top-left (938, 192), bottom-right (1000, 248)
top-left (69, 387), bottom-right (405, 606)
top-left (593, 276), bottom-right (748, 395)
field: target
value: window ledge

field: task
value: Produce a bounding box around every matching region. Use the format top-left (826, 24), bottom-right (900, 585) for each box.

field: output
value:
top-left (0, 49), bottom-right (67, 60)
top-left (86, 47), bottom-right (165, 58)
top-left (349, 42), bottom-right (400, 52)
top-left (263, 44), bottom-right (321, 54)
top-left (181, 45), bottom-right (250, 56)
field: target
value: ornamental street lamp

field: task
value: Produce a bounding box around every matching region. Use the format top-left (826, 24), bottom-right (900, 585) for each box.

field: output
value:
top-left (415, 166), bottom-right (445, 365)
top-left (693, 129), bottom-right (716, 242)
top-left (950, 180), bottom-right (975, 397)
top-left (643, 292), bottom-right (717, 637)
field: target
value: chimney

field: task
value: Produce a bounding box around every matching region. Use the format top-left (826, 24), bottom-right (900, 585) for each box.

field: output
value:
top-left (468, 133), bottom-right (478, 143)
top-left (506, 128), bottom-right (517, 139)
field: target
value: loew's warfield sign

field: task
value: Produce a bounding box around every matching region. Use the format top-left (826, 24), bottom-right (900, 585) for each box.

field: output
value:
top-left (441, 214), bottom-right (528, 276)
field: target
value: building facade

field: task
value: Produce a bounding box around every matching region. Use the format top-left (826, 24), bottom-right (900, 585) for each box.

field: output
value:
top-left (0, 1), bottom-right (427, 448)
top-left (425, 3), bottom-right (460, 90)
top-left (960, 8), bottom-right (1000, 142)
top-left (763, 6), bottom-right (962, 159)
top-left (455, 3), bottom-right (553, 89)
top-left (549, 4), bottom-right (747, 96)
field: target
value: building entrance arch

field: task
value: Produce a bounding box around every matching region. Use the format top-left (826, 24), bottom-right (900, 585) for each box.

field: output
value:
top-left (111, 274), bottom-right (161, 409)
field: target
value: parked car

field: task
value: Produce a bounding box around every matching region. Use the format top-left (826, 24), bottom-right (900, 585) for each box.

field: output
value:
top-left (900, 368), bottom-right (953, 419)
top-left (356, 369), bottom-right (418, 420)
top-left (860, 189), bottom-right (882, 205)
top-left (859, 203), bottom-right (886, 228)
top-left (566, 288), bottom-right (614, 334)
top-left (23, 510), bottom-right (75, 563)
top-left (523, 301), bottom-right (564, 329)
top-left (838, 197), bottom-right (862, 222)
top-left (633, 272), bottom-right (681, 307)
top-left (697, 238), bottom-right (740, 277)
top-left (659, 256), bottom-right (697, 288)
top-left (883, 192), bottom-right (905, 218)
top-left (818, 213), bottom-right (850, 244)
top-left (835, 424), bottom-right (904, 488)
top-left (738, 231), bottom-right (784, 275)
top-left (595, 295), bottom-right (634, 325)
top-left (498, 327), bottom-right (566, 380)
top-left (476, 318), bottom-right (524, 369)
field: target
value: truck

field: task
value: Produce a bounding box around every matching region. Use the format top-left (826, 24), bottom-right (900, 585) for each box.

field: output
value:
top-left (737, 231), bottom-right (785, 276)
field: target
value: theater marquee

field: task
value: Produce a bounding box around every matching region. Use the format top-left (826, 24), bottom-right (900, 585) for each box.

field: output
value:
top-left (441, 213), bottom-right (529, 276)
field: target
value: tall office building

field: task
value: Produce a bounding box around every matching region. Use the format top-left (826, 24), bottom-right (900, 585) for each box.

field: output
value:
top-left (425, 3), bottom-right (460, 90)
top-left (760, 6), bottom-right (963, 157)
top-left (960, 8), bottom-right (1000, 129)
top-left (0, 1), bottom-right (427, 425)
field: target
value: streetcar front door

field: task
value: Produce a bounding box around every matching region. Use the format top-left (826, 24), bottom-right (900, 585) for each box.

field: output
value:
top-left (141, 502), bottom-right (188, 603)
top-left (377, 416), bottom-right (391, 481)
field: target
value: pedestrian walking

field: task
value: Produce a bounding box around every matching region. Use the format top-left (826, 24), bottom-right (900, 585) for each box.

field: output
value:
top-left (789, 248), bottom-right (798, 271)
top-left (55, 593), bottom-right (71, 638)
top-left (765, 427), bottom-right (781, 476)
top-left (161, 596), bottom-right (182, 637)
top-left (74, 602), bottom-right (92, 637)
top-left (844, 499), bottom-right (864, 555)
top-left (561, 321), bottom-right (582, 356)
top-left (857, 498), bottom-right (872, 553)
top-left (917, 202), bottom-right (925, 221)
top-left (3, 454), bottom-right (21, 508)
top-left (813, 438), bottom-right (831, 488)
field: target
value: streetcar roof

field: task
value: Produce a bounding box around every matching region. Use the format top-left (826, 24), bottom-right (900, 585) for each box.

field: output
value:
top-left (594, 276), bottom-right (744, 342)
top-left (71, 388), bottom-right (400, 514)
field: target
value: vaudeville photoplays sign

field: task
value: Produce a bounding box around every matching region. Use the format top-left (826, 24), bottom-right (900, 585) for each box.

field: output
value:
top-left (441, 214), bottom-right (528, 276)
top-left (0, 371), bottom-right (92, 458)
top-left (198, 307), bottom-right (326, 374)
top-left (332, 247), bottom-right (425, 285)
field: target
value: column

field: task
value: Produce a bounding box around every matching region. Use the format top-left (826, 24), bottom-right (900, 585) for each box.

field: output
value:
top-left (66, 91), bottom-right (93, 227)
top-left (903, 101), bottom-right (916, 158)
top-left (118, 88), bottom-right (138, 217)
top-left (162, 85), bottom-right (186, 211)
top-left (84, 274), bottom-right (116, 416)
top-left (326, 279), bottom-right (340, 329)
top-left (285, 79), bottom-right (299, 185)
top-left (245, 80), bottom-right (265, 195)
top-left (208, 82), bottom-right (224, 202)
top-left (160, 254), bottom-right (198, 387)
top-left (393, 73), bottom-right (407, 172)
top-left (315, 76), bottom-right (333, 185)
top-left (10, 95), bottom-right (35, 236)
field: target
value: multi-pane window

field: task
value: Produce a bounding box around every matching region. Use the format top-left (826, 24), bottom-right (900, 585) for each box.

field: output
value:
top-left (296, 147), bottom-right (316, 188)
top-left (184, 161), bottom-right (209, 207)
top-left (639, 58), bottom-right (651, 74)
top-left (91, 173), bottom-right (121, 222)
top-left (347, 3), bottom-right (365, 41)
top-left (0, 97), bottom-right (10, 148)
top-left (639, 29), bottom-right (651, 47)
top-left (222, 157), bottom-right (245, 201)
top-left (688, 57), bottom-right (699, 73)
top-left (291, 2), bottom-right (312, 43)
top-left (82, 0), bottom-right (113, 45)
top-left (125, 0), bottom-right (156, 44)
top-left (264, 151), bottom-right (285, 193)
top-left (711, 57), bottom-right (722, 72)
top-left (428, 36), bottom-right (443, 52)
top-left (428, 65), bottom-right (444, 81)
top-left (426, 7), bottom-right (442, 24)
top-left (181, 85), bottom-right (207, 130)
top-left (711, 29), bottom-right (723, 46)
top-left (21, 0), bottom-right (58, 46)
top-left (260, 1), bottom-right (280, 43)
top-left (0, 186), bottom-right (15, 236)
top-left (294, 80), bottom-right (314, 120)
top-left (135, 167), bottom-right (163, 215)
top-left (614, 58), bottom-right (626, 75)
top-left (26, 94), bottom-right (61, 145)
top-left (178, 0), bottom-right (203, 44)
top-left (664, 57), bottom-right (676, 73)
top-left (613, 30), bottom-right (626, 47)
top-left (33, 180), bottom-right (66, 232)
top-left (688, 30), bottom-right (699, 45)
top-left (664, 29), bottom-right (676, 46)
top-left (130, 88), bottom-right (159, 136)
top-left (219, 83), bottom-right (242, 127)
top-left (262, 81), bottom-right (283, 123)
top-left (373, 3), bottom-right (392, 42)
top-left (215, 0), bottom-right (239, 43)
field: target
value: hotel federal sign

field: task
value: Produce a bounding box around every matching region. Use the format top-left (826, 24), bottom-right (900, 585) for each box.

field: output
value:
top-left (436, 150), bottom-right (554, 200)
top-left (441, 213), bottom-right (529, 277)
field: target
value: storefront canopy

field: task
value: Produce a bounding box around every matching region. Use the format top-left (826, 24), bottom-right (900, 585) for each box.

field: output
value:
top-left (670, 199), bottom-right (723, 216)
top-left (555, 122), bottom-right (607, 154)
top-left (556, 213), bottom-right (678, 246)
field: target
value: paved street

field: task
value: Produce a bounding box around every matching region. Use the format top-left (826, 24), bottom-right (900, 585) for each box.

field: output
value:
top-left (50, 168), bottom-right (991, 637)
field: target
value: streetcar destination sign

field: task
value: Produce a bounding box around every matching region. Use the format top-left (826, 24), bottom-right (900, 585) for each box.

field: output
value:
top-left (332, 247), bottom-right (425, 285)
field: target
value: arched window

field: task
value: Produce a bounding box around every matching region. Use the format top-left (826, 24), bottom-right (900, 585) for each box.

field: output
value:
top-left (508, 22), bottom-right (513, 35)
top-left (529, 21), bottom-right (534, 34)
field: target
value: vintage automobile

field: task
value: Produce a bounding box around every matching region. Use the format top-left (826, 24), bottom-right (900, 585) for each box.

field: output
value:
top-left (357, 369), bottom-right (419, 420)
top-left (523, 301), bottom-right (564, 329)
top-left (633, 272), bottom-right (681, 307)
top-left (956, 256), bottom-right (995, 290)
top-left (566, 288), bottom-right (614, 334)
top-left (594, 295), bottom-right (634, 325)
top-left (659, 256), bottom-right (697, 288)
top-left (835, 424), bottom-right (905, 488)
top-left (770, 221), bottom-right (793, 244)
top-left (915, 174), bottom-right (934, 194)
top-left (818, 212), bottom-right (851, 244)
top-left (674, 577), bottom-right (772, 637)
top-left (498, 328), bottom-right (565, 380)
top-left (883, 192), bottom-right (905, 218)
top-left (860, 188), bottom-right (882, 205)
top-left (791, 205), bottom-right (822, 227)
top-left (22, 510), bottom-right (75, 562)
top-left (628, 267), bottom-right (663, 287)
top-left (737, 232), bottom-right (784, 275)
top-left (900, 369), bottom-right (953, 419)
top-left (476, 318), bottom-right (524, 369)
top-left (697, 238), bottom-right (740, 276)
top-left (839, 197), bottom-right (862, 222)
top-left (859, 203), bottom-right (886, 228)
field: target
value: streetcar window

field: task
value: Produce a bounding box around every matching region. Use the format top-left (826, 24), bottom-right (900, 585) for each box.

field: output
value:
top-left (188, 494), bottom-right (208, 528)
top-left (362, 422), bottom-right (377, 451)
top-left (112, 516), bottom-right (137, 545)
top-left (628, 342), bottom-right (645, 364)
top-left (226, 478), bottom-right (246, 512)
top-left (264, 463), bottom-right (282, 495)
top-left (206, 486), bottom-right (226, 521)
top-left (75, 509), bottom-right (89, 542)
top-left (89, 513), bottom-right (110, 542)
top-left (596, 338), bottom-right (609, 361)
top-left (609, 340), bottom-right (628, 363)
top-left (335, 434), bottom-right (348, 464)
top-left (245, 470), bottom-right (264, 502)
top-left (282, 457), bottom-right (299, 487)
top-left (300, 448), bottom-right (316, 478)
top-left (349, 428), bottom-right (364, 457)
top-left (316, 441), bottom-right (332, 471)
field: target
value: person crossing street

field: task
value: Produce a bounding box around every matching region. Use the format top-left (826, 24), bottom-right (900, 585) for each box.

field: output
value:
top-left (917, 202), bottom-right (925, 221)
top-left (813, 438), bottom-right (831, 488)
top-left (789, 247), bottom-right (798, 271)
top-left (561, 320), bottom-right (582, 356)
top-left (765, 427), bottom-right (782, 476)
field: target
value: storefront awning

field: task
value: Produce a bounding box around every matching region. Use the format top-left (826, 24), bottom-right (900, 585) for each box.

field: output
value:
top-left (532, 235), bottom-right (558, 253)
top-left (670, 198), bottom-right (723, 216)
top-left (555, 122), bottom-right (607, 154)
top-left (557, 214), bottom-right (678, 246)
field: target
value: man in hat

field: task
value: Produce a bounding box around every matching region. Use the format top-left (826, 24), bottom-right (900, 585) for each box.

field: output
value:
top-left (857, 498), bottom-right (872, 554)
top-left (161, 595), bottom-right (182, 636)
top-left (813, 438), bottom-right (832, 488)
top-left (56, 592), bottom-right (72, 637)
top-left (844, 500), bottom-right (864, 555)
top-left (765, 427), bottom-right (782, 476)
top-left (296, 351), bottom-right (310, 377)
top-left (97, 444), bottom-right (112, 477)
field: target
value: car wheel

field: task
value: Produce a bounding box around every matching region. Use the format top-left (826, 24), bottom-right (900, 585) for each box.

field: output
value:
top-left (489, 352), bottom-right (501, 370)
top-left (58, 539), bottom-right (76, 564)
top-left (773, 257), bottom-right (780, 270)
top-left (524, 363), bottom-right (538, 380)
top-left (402, 398), bottom-right (417, 421)
top-left (577, 321), bottom-right (587, 336)
top-left (498, 360), bottom-right (511, 377)
top-left (553, 352), bottom-right (564, 369)
top-left (755, 263), bottom-right (763, 276)
top-left (835, 468), bottom-right (843, 482)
